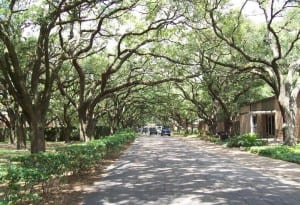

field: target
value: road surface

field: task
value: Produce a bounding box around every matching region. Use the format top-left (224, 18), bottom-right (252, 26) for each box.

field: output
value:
top-left (81, 135), bottom-right (300, 205)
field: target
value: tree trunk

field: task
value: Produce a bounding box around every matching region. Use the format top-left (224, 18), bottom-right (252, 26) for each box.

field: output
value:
top-left (278, 74), bottom-right (299, 145)
top-left (86, 117), bottom-right (96, 141)
top-left (109, 114), bottom-right (116, 135)
top-left (9, 128), bottom-right (15, 144)
top-left (30, 119), bottom-right (46, 153)
top-left (79, 116), bottom-right (96, 141)
top-left (278, 96), bottom-right (298, 145)
top-left (224, 118), bottom-right (233, 136)
top-left (79, 120), bottom-right (87, 142)
top-left (16, 117), bottom-right (26, 150)
top-left (197, 121), bottom-right (204, 135)
top-left (208, 121), bottom-right (217, 135)
top-left (110, 126), bottom-right (115, 135)
top-left (206, 114), bottom-right (217, 135)
top-left (7, 108), bottom-right (16, 144)
top-left (0, 129), bottom-right (4, 142)
top-left (184, 118), bottom-right (189, 136)
top-left (62, 104), bottom-right (73, 143)
top-left (15, 110), bottom-right (27, 149)
top-left (110, 120), bottom-right (117, 135)
top-left (63, 122), bottom-right (73, 143)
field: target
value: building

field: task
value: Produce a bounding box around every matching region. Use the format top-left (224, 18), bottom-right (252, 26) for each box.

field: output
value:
top-left (239, 95), bottom-right (300, 140)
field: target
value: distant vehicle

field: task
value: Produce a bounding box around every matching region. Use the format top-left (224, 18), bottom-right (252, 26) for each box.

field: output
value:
top-left (161, 127), bottom-right (171, 136)
top-left (142, 127), bottom-right (149, 134)
top-left (149, 127), bottom-right (158, 135)
top-left (156, 126), bottom-right (162, 134)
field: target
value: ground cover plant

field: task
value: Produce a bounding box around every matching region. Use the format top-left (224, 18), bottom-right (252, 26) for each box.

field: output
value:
top-left (226, 133), bottom-right (267, 148)
top-left (198, 133), bottom-right (268, 148)
top-left (249, 145), bottom-right (300, 164)
top-left (0, 131), bottom-right (137, 205)
top-left (197, 133), bottom-right (300, 164)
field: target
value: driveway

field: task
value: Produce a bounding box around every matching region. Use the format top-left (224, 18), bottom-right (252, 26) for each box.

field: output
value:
top-left (81, 135), bottom-right (300, 205)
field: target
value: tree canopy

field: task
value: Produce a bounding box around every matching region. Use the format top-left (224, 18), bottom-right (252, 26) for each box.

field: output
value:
top-left (0, 0), bottom-right (299, 152)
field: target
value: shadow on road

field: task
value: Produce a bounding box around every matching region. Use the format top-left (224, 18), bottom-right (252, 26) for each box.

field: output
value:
top-left (80, 135), bottom-right (300, 205)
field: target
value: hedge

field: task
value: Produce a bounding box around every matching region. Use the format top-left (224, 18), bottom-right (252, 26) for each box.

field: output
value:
top-left (0, 131), bottom-right (137, 205)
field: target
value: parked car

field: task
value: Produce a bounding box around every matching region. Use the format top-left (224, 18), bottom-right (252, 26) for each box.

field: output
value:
top-left (149, 127), bottom-right (158, 135)
top-left (156, 126), bottom-right (162, 134)
top-left (142, 127), bottom-right (149, 134)
top-left (161, 127), bottom-right (171, 136)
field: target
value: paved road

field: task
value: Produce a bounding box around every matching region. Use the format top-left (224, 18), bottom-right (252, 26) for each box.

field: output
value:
top-left (81, 135), bottom-right (300, 205)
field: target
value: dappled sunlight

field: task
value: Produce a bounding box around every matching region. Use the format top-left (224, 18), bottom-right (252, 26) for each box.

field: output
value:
top-left (80, 135), bottom-right (300, 205)
top-left (180, 137), bottom-right (300, 185)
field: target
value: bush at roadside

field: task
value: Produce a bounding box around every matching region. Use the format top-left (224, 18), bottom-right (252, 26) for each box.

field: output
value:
top-left (0, 131), bottom-right (137, 205)
top-left (197, 133), bottom-right (300, 165)
top-left (226, 133), bottom-right (267, 148)
top-left (249, 145), bottom-right (300, 164)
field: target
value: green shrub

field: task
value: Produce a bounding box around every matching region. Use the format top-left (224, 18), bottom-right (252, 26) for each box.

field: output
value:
top-left (3, 165), bottom-right (43, 204)
top-left (226, 133), bottom-right (267, 148)
top-left (56, 141), bottom-right (106, 173)
top-left (1, 131), bottom-right (137, 204)
top-left (2, 152), bottom-right (69, 204)
top-left (11, 152), bottom-right (68, 177)
top-left (249, 145), bottom-right (300, 164)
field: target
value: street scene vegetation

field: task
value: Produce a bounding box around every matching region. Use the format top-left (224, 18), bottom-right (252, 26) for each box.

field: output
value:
top-left (196, 133), bottom-right (300, 164)
top-left (0, 0), bottom-right (299, 204)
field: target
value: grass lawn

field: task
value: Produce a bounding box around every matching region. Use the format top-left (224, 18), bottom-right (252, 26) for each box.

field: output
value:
top-left (0, 143), bottom-right (29, 166)
top-left (249, 144), bottom-right (300, 164)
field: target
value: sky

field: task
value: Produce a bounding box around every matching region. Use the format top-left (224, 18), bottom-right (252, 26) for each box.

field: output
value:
top-left (230, 0), bottom-right (266, 23)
